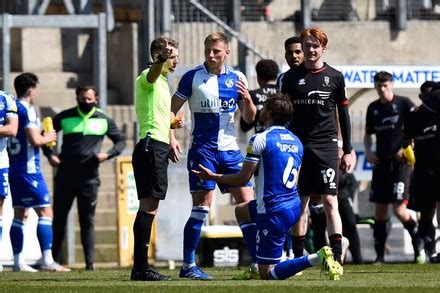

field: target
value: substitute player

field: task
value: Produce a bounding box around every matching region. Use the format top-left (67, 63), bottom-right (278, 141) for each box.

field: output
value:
top-left (364, 71), bottom-right (422, 263)
top-left (193, 94), bottom-right (342, 280)
top-left (171, 32), bottom-right (256, 280)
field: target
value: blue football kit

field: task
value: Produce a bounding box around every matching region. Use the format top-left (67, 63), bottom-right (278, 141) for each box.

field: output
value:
top-left (245, 126), bottom-right (303, 265)
top-left (8, 100), bottom-right (50, 208)
top-left (175, 63), bottom-right (252, 192)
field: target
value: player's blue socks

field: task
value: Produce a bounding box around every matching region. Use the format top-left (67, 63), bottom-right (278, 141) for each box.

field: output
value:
top-left (239, 222), bottom-right (257, 264)
top-left (270, 255), bottom-right (312, 280)
top-left (10, 218), bottom-right (25, 255)
top-left (37, 217), bottom-right (53, 251)
top-left (183, 206), bottom-right (209, 266)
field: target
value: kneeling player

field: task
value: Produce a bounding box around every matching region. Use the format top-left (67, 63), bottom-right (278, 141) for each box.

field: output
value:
top-left (193, 94), bottom-right (342, 280)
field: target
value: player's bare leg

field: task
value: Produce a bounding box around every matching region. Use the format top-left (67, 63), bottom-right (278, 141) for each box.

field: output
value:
top-left (393, 201), bottom-right (423, 263)
top-left (323, 194), bottom-right (343, 265)
top-left (231, 187), bottom-right (259, 280)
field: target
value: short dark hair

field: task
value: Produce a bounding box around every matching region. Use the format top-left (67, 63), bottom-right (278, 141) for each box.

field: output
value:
top-left (374, 71), bottom-right (393, 83)
top-left (150, 36), bottom-right (179, 59)
top-left (420, 81), bottom-right (438, 96)
top-left (284, 36), bottom-right (301, 50)
top-left (424, 86), bottom-right (440, 112)
top-left (255, 59), bottom-right (279, 82)
top-left (14, 72), bottom-right (38, 98)
top-left (265, 93), bottom-right (293, 126)
top-left (76, 84), bottom-right (98, 97)
top-left (430, 82), bottom-right (440, 93)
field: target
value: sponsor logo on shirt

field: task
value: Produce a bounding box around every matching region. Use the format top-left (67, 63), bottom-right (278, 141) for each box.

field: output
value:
top-left (308, 90), bottom-right (331, 99)
top-left (423, 125), bottom-right (437, 133)
top-left (381, 115), bottom-right (399, 124)
top-left (292, 91), bottom-right (331, 106)
top-left (200, 98), bottom-right (236, 111)
top-left (279, 134), bottom-right (295, 141)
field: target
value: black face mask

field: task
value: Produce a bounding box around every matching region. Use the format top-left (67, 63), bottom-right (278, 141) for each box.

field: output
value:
top-left (78, 102), bottom-right (96, 113)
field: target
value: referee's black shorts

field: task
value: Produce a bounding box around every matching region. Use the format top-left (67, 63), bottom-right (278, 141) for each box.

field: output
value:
top-left (132, 138), bottom-right (169, 200)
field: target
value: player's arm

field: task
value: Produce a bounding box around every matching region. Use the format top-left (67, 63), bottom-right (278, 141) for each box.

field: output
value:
top-left (0, 116), bottom-right (18, 137)
top-left (400, 112), bottom-right (416, 165)
top-left (26, 126), bottom-right (56, 147)
top-left (363, 132), bottom-right (380, 165)
top-left (0, 96), bottom-right (18, 137)
top-left (363, 104), bottom-right (380, 165)
top-left (192, 161), bottom-right (257, 187)
top-left (337, 104), bottom-right (352, 155)
top-left (237, 79), bottom-right (256, 124)
top-left (337, 103), bottom-right (354, 171)
top-left (240, 117), bottom-right (255, 132)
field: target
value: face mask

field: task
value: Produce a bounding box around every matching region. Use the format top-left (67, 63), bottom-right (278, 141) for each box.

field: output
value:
top-left (78, 102), bottom-right (96, 113)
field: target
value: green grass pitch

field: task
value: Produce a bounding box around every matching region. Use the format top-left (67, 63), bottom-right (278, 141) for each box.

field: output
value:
top-left (1, 264), bottom-right (440, 292)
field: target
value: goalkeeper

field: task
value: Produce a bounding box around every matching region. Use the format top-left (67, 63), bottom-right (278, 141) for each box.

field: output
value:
top-left (42, 85), bottom-right (126, 270)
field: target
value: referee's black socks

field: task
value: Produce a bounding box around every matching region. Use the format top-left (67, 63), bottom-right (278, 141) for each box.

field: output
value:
top-left (133, 211), bottom-right (155, 271)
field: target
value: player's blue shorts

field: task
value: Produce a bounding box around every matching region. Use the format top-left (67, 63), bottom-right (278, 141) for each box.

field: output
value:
top-left (187, 147), bottom-right (252, 193)
top-left (0, 168), bottom-right (9, 199)
top-left (249, 198), bottom-right (301, 265)
top-left (9, 172), bottom-right (51, 208)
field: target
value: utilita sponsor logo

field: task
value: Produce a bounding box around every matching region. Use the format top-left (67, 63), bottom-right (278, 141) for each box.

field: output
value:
top-left (201, 98), bottom-right (236, 110)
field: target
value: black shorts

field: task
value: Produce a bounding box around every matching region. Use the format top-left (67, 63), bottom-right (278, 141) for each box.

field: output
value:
top-left (298, 146), bottom-right (339, 196)
top-left (369, 158), bottom-right (410, 204)
top-left (132, 138), bottom-right (169, 200)
top-left (412, 165), bottom-right (440, 210)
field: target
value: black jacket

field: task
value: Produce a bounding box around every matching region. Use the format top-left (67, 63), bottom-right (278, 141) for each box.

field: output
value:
top-left (43, 106), bottom-right (126, 175)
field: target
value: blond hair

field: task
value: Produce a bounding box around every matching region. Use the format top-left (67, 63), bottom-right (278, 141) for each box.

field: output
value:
top-left (204, 32), bottom-right (229, 46)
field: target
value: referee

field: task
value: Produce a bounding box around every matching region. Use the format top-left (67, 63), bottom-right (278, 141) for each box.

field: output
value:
top-left (130, 37), bottom-right (182, 281)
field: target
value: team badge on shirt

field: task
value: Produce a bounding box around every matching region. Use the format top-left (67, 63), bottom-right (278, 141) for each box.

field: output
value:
top-left (323, 76), bottom-right (330, 87)
top-left (225, 78), bottom-right (234, 88)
